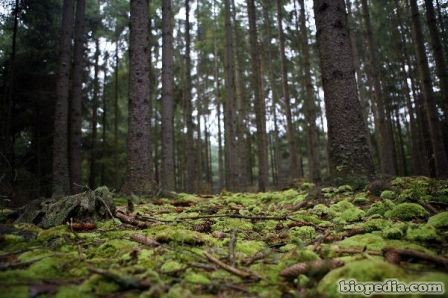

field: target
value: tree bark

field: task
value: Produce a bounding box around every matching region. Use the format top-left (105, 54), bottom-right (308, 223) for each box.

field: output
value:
top-left (223, 0), bottom-right (238, 191)
top-left (89, 39), bottom-right (100, 189)
top-left (246, 0), bottom-right (269, 191)
top-left (409, 0), bottom-right (448, 178)
top-left (161, 0), bottom-right (176, 191)
top-left (69, 0), bottom-right (85, 194)
top-left (52, 0), bottom-right (75, 196)
top-left (113, 32), bottom-right (120, 189)
top-left (298, 0), bottom-right (321, 182)
top-left (123, 0), bottom-right (154, 194)
top-left (360, 0), bottom-right (396, 176)
top-left (424, 0), bottom-right (448, 119)
top-left (313, 0), bottom-right (375, 180)
top-left (276, 0), bottom-right (301, 181)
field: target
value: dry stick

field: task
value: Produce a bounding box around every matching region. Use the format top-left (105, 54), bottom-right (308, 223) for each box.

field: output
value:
top-left (383, 247), bottom-right (448, 270)
top-left (242, 249), bottom-right (272, 266)
top-left (115, 210), bottom-right (152, 228)
top-left (203, 251), bottom-right (260, 280)
top-left (280, 259), bottom-right (344, 278)
top-left (229, 229), bottom-right (237, 266)
top-left (130, 234), bottom-right (160, 247)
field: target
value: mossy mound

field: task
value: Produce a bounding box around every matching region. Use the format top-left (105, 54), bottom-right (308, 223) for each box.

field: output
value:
top-left (385, 203), bottom-right (429, 220)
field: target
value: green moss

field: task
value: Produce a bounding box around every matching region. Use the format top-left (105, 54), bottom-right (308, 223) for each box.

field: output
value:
top-left (55, 286), bottom-right (94, 298)
top-left (80, 274), bottom-right (120, 295)
top-left (428, 212), bottom-right (448, 229)
top-left (362, 218), bottom-right (392, 232)
top-left (406, 224), bottom-right (440, 242)
top-left (146, 225), bottom-right (217, 246)
top-left (365, 199), bottom-right (395, 216)
top-left (338, 233), bottom-right (386, 250)
top-left (212, 218), bottom-right (253, 232)
top-left (90, 239), bottom-right (137, 258)
top-left (310, 204), bottom-right (336, 218)
top-left (385, 203), bottom-right (428, 220)
top-left (290, 226), bottom-right (316, 244)
top-left (353, 195), bottom-right (367, 205)
top-left (336, 185), bottom-right (353, 194)
top-left (380, 190), bottom-right (396, 200)
top-left (382, 227), bottom-right (403, 239)
top-left (330, 200), bottom-right (356, 213)
top-left (0, 286), bottom-right (28, 298)
top-left (184, 271), bottom-right (211, 285)
top-left (335, 207), bottom-right (365, 223)
top-left (160, 260), bottom-right (185, 274)
top-left (236, 240), bottom-right (267, 256)
top-left (317, 258), bottom-right (406, 298)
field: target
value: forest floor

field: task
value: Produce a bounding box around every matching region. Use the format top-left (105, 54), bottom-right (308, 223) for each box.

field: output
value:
top-left (1, 177), bottom-right (448, 297)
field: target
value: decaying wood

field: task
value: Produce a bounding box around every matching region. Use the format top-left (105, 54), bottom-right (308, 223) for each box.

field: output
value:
top-left (88, 267), bottom-right (151, 290)
top-left (115, 210), bottom-right (152, 228)
top-left (280, 259), bottom-right (344, 278)
top-left (324, 228), bottom-right (366, 242)
top-left (203, 251), bottom-right (260, 280)
top-left (383, 247), bottom-right (448, 270)
top-left (130, 234), bottom-right (160, 247)
top-left (68, 222), bottom-right (96, 232)
top-left (242, 249), bottom-right (271, 266)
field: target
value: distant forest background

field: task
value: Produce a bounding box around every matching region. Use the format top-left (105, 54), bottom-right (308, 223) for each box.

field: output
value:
top-left (0, 0), bottom-right (447, 203)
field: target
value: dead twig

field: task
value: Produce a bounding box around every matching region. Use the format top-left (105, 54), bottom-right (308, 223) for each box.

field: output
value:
top-left (242, 249), bottom-right (272, 266)
top-left (280, 259), bottom-right (344, 278)
top-left (383, 247), bottom-right (448, 271)
top-left (130, 234), bottom-right (160, 247)
top-left (115, 210), bottom-right (152, 228)
top-left (203, 251), bottom-right (260, 280)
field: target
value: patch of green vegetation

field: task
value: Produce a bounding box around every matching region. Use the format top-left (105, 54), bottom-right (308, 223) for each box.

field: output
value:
top-left (183, 270), bottom-right (211, 285)
top-left (380, 190), bottom-right (396, 200)
top-left (146, 225), bottom-right (218, 246)
top-left (406, 224), bottom-right (440, 242)
top-left (365, 199), bottom-right (395, 216)
top-left (89, 239), bottom-right (137, 259)
top-left (160, 260), bottom-right (185, 274)
top-left (236, 240), bottom-right (267, 256)
top-left (385, 203), bottom-right (429, 220)
top-left (382, 227), bottom-right (403, 239)
top-left (290, 226), bottom-right (316, 244)
top-left (212, 218), bottom-right (253, 232)
top-left (310, 204), bottom-right (336, 218)
top-left (428, 211), bottom-right (448, 229)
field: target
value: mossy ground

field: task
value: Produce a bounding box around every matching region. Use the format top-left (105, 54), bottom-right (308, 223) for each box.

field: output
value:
top-left (1, 177), bottom-right (448, 297)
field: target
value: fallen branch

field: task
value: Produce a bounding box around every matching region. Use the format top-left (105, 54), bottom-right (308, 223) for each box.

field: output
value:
top-left (115, 210), bottom-right (152, 228)
top-left (383, 247), bottom-right (448, 271)
top-left (130, 234), bottom-right (160, 247)
top-left (242, 249), bottom-right (271, 266)
top-left (68, 222), bottom-right (97, 232)
top-left (332, 248), bottom-right (382, 256)
top-left (280, 259), bottom-right (344, 278)
top-left (324, 228), bottom-right (366, 242)
top-left (203, 251), bottom-right (260, 280)
top-left (0, 256), bottom-right (49, 271)
top-left (88, 267), bottom-right (151, 290)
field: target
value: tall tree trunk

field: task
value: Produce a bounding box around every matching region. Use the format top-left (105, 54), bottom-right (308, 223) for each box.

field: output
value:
top-left (360, 0), bottom-right (396, 176)
top-left (246, 0), bottom-right (268, 191)
top-left (276, 0), bottom-right (301, 181)
top-left (101, 73), bottom-right (107, 186)
top-left (123, 0), bottom-right (154, 194)
top-left (424, 0), bottom-right (448, 119)
top-left (161, 0), bottom-right (176, 191)
top-left (69, 0), bottom-right (85, 194)
top-left (313, 0), bottom-right (375, 180)
top-left (410, 0), bottom-right (448, 178)
top-left (89, 39), bottom-right (100, 189)
top-left (298, 0), bottom-right (321, 182)
top-left (113, 33), bottom-right (120, 189)
top-left (223, 0), bottom-right (238, 191)
top-left (52, 0), bottom-right (75, 196)
top-left (184, 0), bottom-right (195, 193)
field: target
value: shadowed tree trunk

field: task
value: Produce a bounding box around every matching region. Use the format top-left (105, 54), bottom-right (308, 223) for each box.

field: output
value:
top-left (161, 0), bottom-right (176, 191)
top-left (313, 0), bottom-right (375, 180)
top-left (122, 0), bottom-right (154, 194)
top-left (246, 0), bottom-right (268, 191)
top-left (184, 0), bottom-right (195, 193)
top-left (52, 0), bottom-right (75, 196)
top-left (361, 0), bottom-right (397, 176)
top-left (424, 0), bottom-right (448, 119)
top-left (113, 32), bottom-right (120, 190)
top-left (276, 0), bottom-right (301, 181)
top-left (410, 0), bottom-right (448, 178)
top-left (89, 39), bottom-right (100, 189)
top-left (298, 0), bottom-right (321, 182)
top-left (223, 0), bottom-right (238, 191)
top-left (69, 0), bottom-right (85, 194)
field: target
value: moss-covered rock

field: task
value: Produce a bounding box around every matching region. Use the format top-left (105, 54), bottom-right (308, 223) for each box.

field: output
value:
top-left (385, 203), bottom-right (428, 220)
top-left (380, 190), bottom-right (397, 200)
top-left (428, 212), bottom-right (448, 229)
top-left (406, 224), bottom-right (440, 242)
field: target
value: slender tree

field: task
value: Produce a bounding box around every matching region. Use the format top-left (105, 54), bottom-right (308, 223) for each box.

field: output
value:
top-left (161, 0), bottom-right (176, 191)
top-left (223, 0), bottom-right (238, 191)
top-left (69, 0), bottom-right (85, 194)
top-left (361, 0), bottom-right (396, 176)
top-left (89, 39), bottom-right (100, 189)
top-left (52, 0), bottom-right (75, 196)
top-left (313, 0), bottom-right (375, 180)
top-left (246, 0), bottom-right (268, 191)
top-left (123, 0), bottom-right (154, 194)
top-left (276, 0), bottom-right (301, 180)
top-left (298, 0), bottom-right (320, 182)
top-left (409, 0), bottom-right (448, 178)
top-left (424, 0), bottom-right (448, 118)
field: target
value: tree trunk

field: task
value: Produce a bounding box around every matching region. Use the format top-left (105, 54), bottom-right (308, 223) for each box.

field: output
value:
top-left (52, 0), bottom-right (75, 196)
top-left (123, 0), bottom-right (154, 194)
top-left (298, 0), bottom-right (321, 182)
top-left (89, 39), bottom-right (100, 189)
top-left (424, 0), bottom-right (448, 119)
top-left (360, 0), bottom-right (396, 176)
top-left (223, 0), bottom-right (238, 191)
top-left (410, 0), bottom-right (448, 178)
top-left (101, 73), bottom-right (107, 186)
top-left (69, 0), bottom-right (85, 194)
top-left (161, 0), bottom-right (176, 191)
top-left (313, 0), bottom-right (375, 180)
top-left (113, 33), bottom-right (120, 189)
top-left (184, 0), bottom-right (195, 193)
top-left (276, 0), bottom-right (301, 181)
top-left (246, 0), bottom-right (269, 191)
